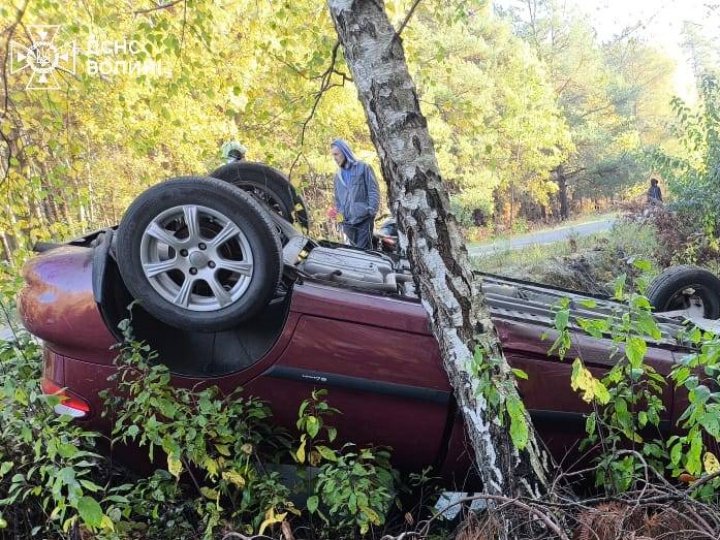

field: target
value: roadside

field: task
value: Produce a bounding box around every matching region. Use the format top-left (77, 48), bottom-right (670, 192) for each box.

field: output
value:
top-left (473, 220), bottom-right (659, 295)
top-left (468, 214), bottom-right (617, 257)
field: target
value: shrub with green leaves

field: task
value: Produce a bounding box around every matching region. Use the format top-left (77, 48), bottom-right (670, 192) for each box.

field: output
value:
top-left (295, 389), bottom-right (398, 537)
top-left (0, 270), bottom-right (132, 538)
top-left (654, 74), bottom-right (720, 237)
top-left (0, 277), bottom-right (401, 539)
top-left (103, 320), bottom-right (296, 537)
top-left (552, 259), bottom-right (720, 498)
top-left (667, 325), bottom-right (720, 498)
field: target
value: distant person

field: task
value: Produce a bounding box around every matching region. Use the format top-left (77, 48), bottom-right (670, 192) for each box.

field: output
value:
top-left (647, 178), bottom-right (663, 205)
top-left (221, 141), bottom-right (247, 163)
top-left (330, 139), bottom-right (380, 250)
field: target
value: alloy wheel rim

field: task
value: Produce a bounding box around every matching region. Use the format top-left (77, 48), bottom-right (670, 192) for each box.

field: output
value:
top-left (139, 204), bottom-right (255, 312)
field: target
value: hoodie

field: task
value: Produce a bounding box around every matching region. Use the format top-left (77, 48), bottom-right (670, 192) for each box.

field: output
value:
top-left (332, 140), bottom-right (380, 225)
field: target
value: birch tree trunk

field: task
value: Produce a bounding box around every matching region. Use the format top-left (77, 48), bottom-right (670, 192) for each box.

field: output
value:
top-left (327, 0), bottom-right (551, 507)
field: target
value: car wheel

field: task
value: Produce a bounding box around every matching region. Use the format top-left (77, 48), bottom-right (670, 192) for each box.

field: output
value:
top-left (647, 265), bottom-right (720, 319)
top-left (210, 161), bottom-right (309, 231)
top-left (116, 177), bottom-right (282, 332)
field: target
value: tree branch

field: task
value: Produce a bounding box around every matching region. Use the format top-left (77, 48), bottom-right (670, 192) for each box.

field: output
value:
top-left (133, 0), bottom-right (183, 15)
top-left (397, 0), bottom-right (422, 37)
top-left (299, 41), bottom-right (352, 146)
top-left (0, 0), bottom-right (29, 184)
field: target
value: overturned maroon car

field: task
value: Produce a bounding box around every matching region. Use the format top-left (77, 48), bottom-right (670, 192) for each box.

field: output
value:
top-left (17, 162), bottom-right (708, 484)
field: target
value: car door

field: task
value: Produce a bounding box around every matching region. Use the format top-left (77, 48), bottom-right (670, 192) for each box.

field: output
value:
top-left (243, 282), bottom-right (452, 471)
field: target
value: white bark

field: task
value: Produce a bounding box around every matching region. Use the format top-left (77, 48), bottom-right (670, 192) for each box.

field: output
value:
top-left (327, 0), bottom-right (550, 504)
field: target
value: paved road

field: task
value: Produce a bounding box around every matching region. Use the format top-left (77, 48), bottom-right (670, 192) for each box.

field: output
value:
top-left (468, 217), bottom-right (616, 257)
top-left (1, 324), bottom-right (17, 342)
top-left (0, 328), bottom-right (14, 343)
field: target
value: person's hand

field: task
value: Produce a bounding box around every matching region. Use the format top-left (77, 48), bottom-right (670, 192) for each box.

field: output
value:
top-left (327, 206), bottom-right (338, 221)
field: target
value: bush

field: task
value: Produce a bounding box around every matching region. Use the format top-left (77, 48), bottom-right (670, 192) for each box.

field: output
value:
top-left (654, 75), bottom-right (720, 239)
top-left (552, 260), bottom-right (720, 498)
top-left (0, 302), bottom-right (401, 538)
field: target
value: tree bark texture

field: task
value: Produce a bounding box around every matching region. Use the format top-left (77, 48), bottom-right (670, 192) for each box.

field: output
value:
top-left (556, 165), bottom-right (569, 221)
top-left (327, 0), bottom-right (551, 503)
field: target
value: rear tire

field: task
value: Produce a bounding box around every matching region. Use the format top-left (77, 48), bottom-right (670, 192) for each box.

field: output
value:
top-left (116, 177), bottom-right (282, 332)
top-left (647, 265), bottom-right (720, 319)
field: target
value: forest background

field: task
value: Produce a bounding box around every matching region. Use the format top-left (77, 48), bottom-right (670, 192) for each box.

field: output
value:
top-left (1, 0), bottom-right (718, 269)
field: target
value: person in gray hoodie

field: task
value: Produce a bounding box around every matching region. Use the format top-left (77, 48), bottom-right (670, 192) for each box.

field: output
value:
top-left (330, 139), bottom-right (380, 250)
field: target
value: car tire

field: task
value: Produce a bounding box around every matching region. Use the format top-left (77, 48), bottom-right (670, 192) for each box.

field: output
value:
top-left (116, 176), bottom-right (282, 332)
top-left (647, 265), bottom-right (720, 319)
top-left (210, 161), bottom-right (309, 231)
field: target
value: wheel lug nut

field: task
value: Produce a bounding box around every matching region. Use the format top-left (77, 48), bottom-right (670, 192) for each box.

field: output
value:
top-left (208, 261), bottom-right (216, 269)
top-left (189, 267), bottom-right (198, 275)
top-left (180, 249), bottom-right (188, 257)
top-left (198, 243), bottom-right (207, 250)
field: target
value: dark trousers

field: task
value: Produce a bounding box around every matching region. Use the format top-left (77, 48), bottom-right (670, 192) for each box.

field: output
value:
top-left (343, 216), bottom-right (374, 250)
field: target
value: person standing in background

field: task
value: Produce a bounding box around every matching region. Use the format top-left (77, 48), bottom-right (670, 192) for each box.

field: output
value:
top-left (647, 178), bottom-right (663, 205)
top-left (330, 139), bottom-right (380, 250)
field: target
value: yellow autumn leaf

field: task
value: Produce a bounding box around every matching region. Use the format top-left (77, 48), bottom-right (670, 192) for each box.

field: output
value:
top-left (570, 358), bottom-right (610, 404)
top-left (222, 470), bottom-right (246, 488)
top-left (258, 508), bottom-right (287, 536)
top-left (167, 455), bottom-right (183, 479)
top-left (704, 452), bottom-right (720, 475)
top-left (295, 439), bottom-right (306, 464)
top-left (203, 456), bottom-right (219, 477)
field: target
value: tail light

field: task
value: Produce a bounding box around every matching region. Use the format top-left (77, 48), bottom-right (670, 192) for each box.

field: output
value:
top-left (41, 378), bottom-right (91, 418)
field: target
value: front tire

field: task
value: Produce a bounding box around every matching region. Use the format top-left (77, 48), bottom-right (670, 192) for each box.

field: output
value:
top-left (116, 177), bottom-right (282, 332)
top-left (210, 161), bottom-right (309, 231)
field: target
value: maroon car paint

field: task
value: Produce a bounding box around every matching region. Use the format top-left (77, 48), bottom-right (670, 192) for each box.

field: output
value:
top-left (19, 247), bottom-right (116, 359)
top-left (19, 244), bottom-right (688, 480)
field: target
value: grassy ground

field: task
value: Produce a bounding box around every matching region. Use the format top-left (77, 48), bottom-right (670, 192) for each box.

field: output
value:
top-left (472, 220), bottom-right (659, 294)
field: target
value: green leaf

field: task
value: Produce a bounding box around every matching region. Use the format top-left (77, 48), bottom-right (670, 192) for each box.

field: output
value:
top-left (700, 412), bottom-right (720, 438)
top-left (506, 396), bottom-right (529, 450)
top-left (636, 311), bottom-right (662, 340)
top-left (585, 413), bottom-right (596, 435)
top-left (306, 416), bottom-right (320, 438)
top-left (307, 495), bottom-right (319, 514)
top-left (57, 443), bottom-right (79, 459)
top-left (612, 274), bottom-right (627, 300)
top-left (316, 445), bottom-right (338, 462)
top-left (688, 432), bottom-right (703, 475)
top-left (77, 496), bottom-right (103, 528)
top-left (632, 258), bottom-right (652, 272)
top-left (625, 337), bottom-right (647, 369)
top-left (200, 487), bottom-right (219, 500)
top-left (554, 308), bottom-right (569, 331)
top-left (512, 368), bottom-right (528, 380)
